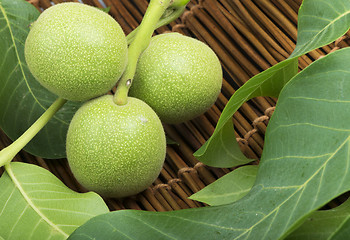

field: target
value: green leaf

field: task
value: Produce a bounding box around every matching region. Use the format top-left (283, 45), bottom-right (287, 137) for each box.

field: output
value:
top-left (0, 0), bottom-right (81, 159)
top-left (287, 198), bottom-right (350, 240)
top-left (166, 135), bottom-right (179, 145)
top-left (290, 0), bottom-right (350, 58)
top-left (69, 47), bottom-right (350, 240)
top-left (189, 165), bottom-right (258, 206)
top-left (195, 0), bottom-right (350, 168)
top-left (0, 162), bottom-right (109, 239)
top-left (95, 6), bottom-right (110, 13)
top-left (194, 59), bottom-right (298, 167)
top-left (101, 6), bottom-right (111, 13)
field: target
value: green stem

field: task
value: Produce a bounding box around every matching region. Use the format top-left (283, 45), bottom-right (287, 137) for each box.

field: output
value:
top-left (171, 0), bottom-right (191, 8)
top-left (126, 6), bottom-right (186, 45)
top-left (0, 97), bottom-right (67, 167)
top-left (114, 0), bottom-right (172, 105)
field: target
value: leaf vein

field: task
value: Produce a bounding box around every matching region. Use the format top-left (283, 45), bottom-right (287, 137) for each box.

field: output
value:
top-left (292, 9), bottom-right (350, 56)
top-left (38, 207), bottom-right (96, 217)
top-left (7, 205), bottom-right (29, 238)
top-left (124, 214), bottom-right (178, 240)
top-left (0, 186), bottom-right (15, 217)
top-left (234, 136), bottom-right (350, 239)
top-left (5, 164), bottom-right (69, 238)
top-left (0, 4), bottom-right (46, 111)
top-left (27, 219), bottom-right (43, 239)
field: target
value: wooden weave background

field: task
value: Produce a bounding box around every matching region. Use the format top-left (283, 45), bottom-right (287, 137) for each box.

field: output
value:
top-left (1, 0), bottom-right (350, 211)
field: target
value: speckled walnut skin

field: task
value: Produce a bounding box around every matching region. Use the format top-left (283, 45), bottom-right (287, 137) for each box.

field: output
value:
top-left (66, 95), bottom-right (166, 198)
top-left (25, 2), bottom-right (128, 102)
top-left (129, 33), bottom-right (223, 124)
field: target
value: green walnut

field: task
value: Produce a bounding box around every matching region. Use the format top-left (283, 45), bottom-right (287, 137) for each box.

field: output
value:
top-left (25, 2), bottom-right (128, 101)
top-left (66, 95), bottom-right (166, 198)
top-left (129, 32), bottom-right (222, 124)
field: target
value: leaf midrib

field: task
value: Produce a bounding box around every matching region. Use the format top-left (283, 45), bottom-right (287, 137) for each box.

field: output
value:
top-left (328, 215), bottom-right (350, 240)
top-left (0, 4), bottom-right (44, 110)
top-left (291, 9), bottom-right (350, 57)
top-left (234, 135), bottom-right (350, 240)
top-left (5, 164), bottom-right (68, 238)
top-left (0, 3), bottom-right (69, 126)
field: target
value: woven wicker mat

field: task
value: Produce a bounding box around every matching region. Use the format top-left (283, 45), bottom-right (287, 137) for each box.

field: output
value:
top-left (1, 0), bottom-right (350, 211)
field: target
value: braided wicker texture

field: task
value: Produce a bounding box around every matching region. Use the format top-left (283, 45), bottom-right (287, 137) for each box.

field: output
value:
top-left (1, 0), bottom-right (350, 211)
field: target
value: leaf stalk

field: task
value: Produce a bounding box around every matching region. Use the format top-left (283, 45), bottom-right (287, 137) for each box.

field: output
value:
top-left (114, 0), bottom-right (173, 105)
top-left (125, 5), bottom-right (186, 45)
top-left (0, 97), bottom-right (67, 167)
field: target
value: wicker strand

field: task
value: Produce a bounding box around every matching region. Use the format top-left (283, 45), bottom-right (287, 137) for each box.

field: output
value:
top-left (317, 35), bottom-right (349, 59)
top-left (3, 0), bottom-right (343, 213)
